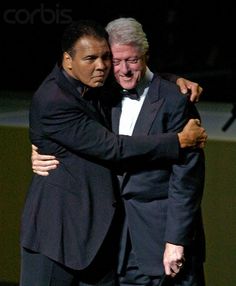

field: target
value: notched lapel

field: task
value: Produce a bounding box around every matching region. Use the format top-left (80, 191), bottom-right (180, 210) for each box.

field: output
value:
top-left (132, 76), bottom-right (164, 135)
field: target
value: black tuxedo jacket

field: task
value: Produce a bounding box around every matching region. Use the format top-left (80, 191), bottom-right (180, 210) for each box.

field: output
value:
top-left (112, 75), bottom-right (205, 276)
top-left (20, 65), bottom-right (180, 270)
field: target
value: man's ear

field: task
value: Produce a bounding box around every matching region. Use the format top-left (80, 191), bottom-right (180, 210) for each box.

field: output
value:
top-left (63, 52), bottom-right (73, 70)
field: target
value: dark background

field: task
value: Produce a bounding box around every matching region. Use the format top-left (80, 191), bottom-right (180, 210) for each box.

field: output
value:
top-left (1, 0), bottom-right (235, 102)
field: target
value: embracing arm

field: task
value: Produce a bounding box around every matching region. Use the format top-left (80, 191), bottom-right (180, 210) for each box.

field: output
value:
top-left (31, 117), bottom-right (206, 176)
top-left (31, 97), bottom-right (179, 163)
top-left (160, 73), bottom-right (203, 103)
top-left (30, 89), bottom-right (183, 177)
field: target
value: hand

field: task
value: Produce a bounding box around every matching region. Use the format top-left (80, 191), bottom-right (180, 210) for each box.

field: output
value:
top-left (163, 242), bottom-right (185, 278)
top-left (31, 144), bottom-right (59, 176)
top-left (176, 78), bottom-right (203, 103)
top-left (178, 119), bottom-right (207, 149)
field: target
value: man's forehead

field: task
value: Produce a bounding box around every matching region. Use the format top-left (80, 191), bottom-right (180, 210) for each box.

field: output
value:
top-left (111, 44), bottom-right (141, 58)
top-left (73, 37), bottom-right (110, 54)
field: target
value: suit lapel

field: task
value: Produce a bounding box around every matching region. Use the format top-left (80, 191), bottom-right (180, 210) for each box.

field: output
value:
top-left (132, 75), bottom-right (164, 135)
top-left (111, 75), bottom-right (165, 136)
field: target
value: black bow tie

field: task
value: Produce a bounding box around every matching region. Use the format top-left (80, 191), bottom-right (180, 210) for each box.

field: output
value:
top-left (121, 89), bottom-right (139, 100)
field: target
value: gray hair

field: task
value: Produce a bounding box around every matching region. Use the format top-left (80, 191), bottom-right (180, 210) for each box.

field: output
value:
top-left (105, 17), bottom-right (149, 55)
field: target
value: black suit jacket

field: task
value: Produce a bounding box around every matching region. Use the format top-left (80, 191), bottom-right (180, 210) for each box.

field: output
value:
top-left (20, 65), bottom-right (181, 270)
top-left (112, 75), bottom-right (205, 276)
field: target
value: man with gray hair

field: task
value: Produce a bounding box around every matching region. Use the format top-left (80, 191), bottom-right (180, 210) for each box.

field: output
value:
top-left (104, 17), bottom-right (205, 286)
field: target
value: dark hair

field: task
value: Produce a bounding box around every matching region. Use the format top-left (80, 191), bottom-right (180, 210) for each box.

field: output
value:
top-left (61, 19), bottom-right (109, 54)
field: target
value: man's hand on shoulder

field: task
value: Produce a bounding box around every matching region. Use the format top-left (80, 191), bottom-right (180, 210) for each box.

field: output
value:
top-left (176, 78), bottom-right (203, 103)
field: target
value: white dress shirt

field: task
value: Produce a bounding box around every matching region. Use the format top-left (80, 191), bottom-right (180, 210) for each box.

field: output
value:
top-left (119, 68), bottom-right (154, 135)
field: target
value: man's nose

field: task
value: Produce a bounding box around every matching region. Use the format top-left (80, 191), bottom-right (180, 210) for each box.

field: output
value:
top-left (96, 58), bottom-right (107, 69)
top-left (119, 60), bottom-right (129, 73)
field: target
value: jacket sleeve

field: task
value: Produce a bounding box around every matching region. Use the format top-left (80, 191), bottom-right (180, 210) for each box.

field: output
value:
top-left (30, 91), bottom-right (180, 164)
top-left (163, 95), bottom-right (205, 245)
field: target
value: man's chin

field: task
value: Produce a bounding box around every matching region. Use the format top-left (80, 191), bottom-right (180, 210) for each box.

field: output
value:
top-left (121, 85), bottom-right (135, 90)
top-left (89, 80), bottom-right (105, 88)
top-left (119, 80), bottom-right (136, 90)
top-left (94, 82), bottom-right (104, 87)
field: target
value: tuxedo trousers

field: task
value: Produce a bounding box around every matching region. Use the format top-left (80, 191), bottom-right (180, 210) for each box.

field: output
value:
top-left (20, 247), bottom-right (117, 286)
top-left (118, 229), bottom-right (205, 286)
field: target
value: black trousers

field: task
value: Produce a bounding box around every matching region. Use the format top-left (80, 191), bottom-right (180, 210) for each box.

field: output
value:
top-left (20, 206), bottom-right (124, 286)
top-left (20, 248), bottom-right (117, 286)
top-left (118, 235), bottom-right (205, 286)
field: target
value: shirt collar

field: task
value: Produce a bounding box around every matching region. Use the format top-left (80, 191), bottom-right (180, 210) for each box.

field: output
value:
top-left (62, 69), bottom-right (89, 96)
top-left (136, 67), bottom-right (154, 95)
